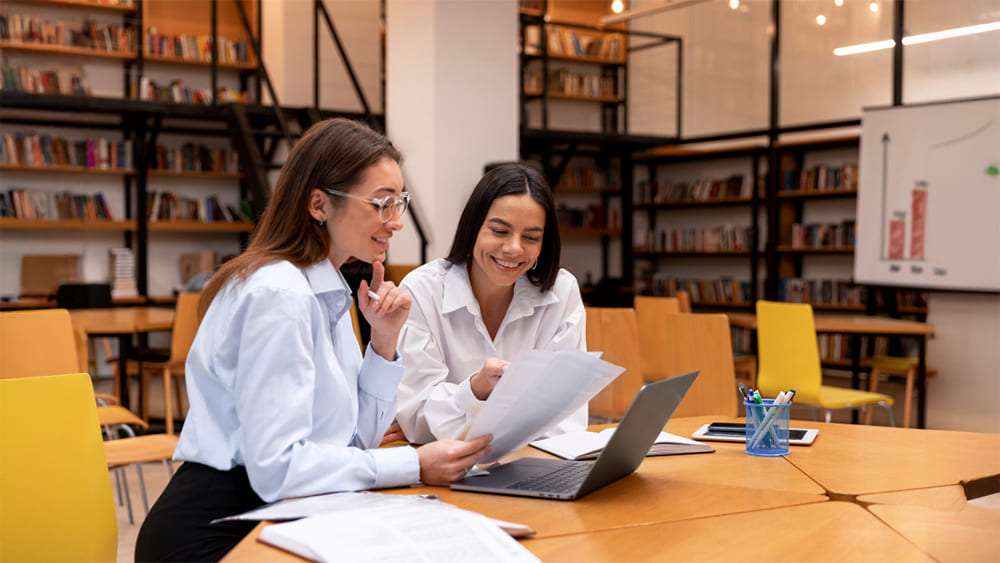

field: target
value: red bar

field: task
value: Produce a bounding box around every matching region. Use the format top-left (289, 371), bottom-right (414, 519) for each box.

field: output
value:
top-left (888, 220), bottom-right (906, 259)
top-left (911, 188), bottom-right (927, 260)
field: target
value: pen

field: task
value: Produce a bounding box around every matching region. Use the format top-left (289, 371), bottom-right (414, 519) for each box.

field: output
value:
top-left (749, 392), bottom-right (795, 449)
top-left (367, 290), bottom-right (381, 302)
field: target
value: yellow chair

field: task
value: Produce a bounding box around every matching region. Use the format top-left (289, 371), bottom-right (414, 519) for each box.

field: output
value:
top-left (756, 301), bottom-right (895, 425)
top-left (656, 313), bottom-right (739, 418)
top-left (0, 373), bottom-right (117, 563)
top-left (862, 356), bottom-right (937, 428)
top-left (634, 296), bottom-right (682, 383)
top-left (585, 307), bottom-right (645, 421)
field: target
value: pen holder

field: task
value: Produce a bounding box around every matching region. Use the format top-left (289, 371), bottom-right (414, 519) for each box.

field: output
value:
top-left (744, 399), bottom-right (790, 456)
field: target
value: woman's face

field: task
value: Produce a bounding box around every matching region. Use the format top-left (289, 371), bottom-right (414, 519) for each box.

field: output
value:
top-left (469, 192), bottom-right (546, 292)
top-left (326, 157), bottom-right (405, 267)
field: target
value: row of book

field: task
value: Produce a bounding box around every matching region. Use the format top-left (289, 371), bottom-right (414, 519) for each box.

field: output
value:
top-left (638, 276), bottom-right (757, 305)
top-left (151, 143), bottom-right (240, 174)
top-left (524, 26), bottom-right (623, 61)
top-left (2, 132), bottom-right (131, 170)
top-left (2, 188), bottom-right (115, 221)
top-left (147, 190), bottom-right (252, 223)
top-left (786, 220), bottom-right (856, 248)
top-left (134, 77), bottom-right (252, 105)
top-left (145, 28), bottom-right (249, 64)
top-left (776, 278), bottom-right (866, 307)
top-left (0, 14), bottom-right (135, 54)
top-left (635, 174), bottom-right (759, 204)
top-left (636, 225), bottom-right (756, 253)
top-left (781, 163), bottom-right (858, 192)
top-left (556, 203), bottom-right (621, 230)
top-left (525, 69), bottom-right (618, 99)
top-left (557, 166), bottom-right (619, 190)
top-left (817, 334), bottom-right (894, 364)
top-left (1, 65), bottom-right (89, 96)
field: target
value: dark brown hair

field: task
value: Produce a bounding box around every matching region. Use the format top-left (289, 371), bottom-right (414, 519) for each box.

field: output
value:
top-left (446, 162), bottom-right (561, 291)
top-left (199, 118), bottom-right (401, 315)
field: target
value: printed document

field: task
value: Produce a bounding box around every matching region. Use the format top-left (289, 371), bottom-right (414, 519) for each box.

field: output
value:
top-left (466, 348), bottom-right (624, 464)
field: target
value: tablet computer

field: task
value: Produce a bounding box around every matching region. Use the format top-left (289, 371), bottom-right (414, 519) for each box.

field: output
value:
top-left (692, 422), bottom-right (819, 446)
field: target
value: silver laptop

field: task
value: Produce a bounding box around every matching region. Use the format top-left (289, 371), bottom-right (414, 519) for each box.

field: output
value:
top-left (450, 370), bottom-right (700, 500)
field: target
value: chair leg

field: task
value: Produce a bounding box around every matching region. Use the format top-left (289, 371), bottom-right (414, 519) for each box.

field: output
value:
top-left (882, 402), bottom-right (896, 427)
top-left (825, 410), bottom-right (832, 423)
top-left (119, 467), bottom-right (134, 525)
top-left (903, 366), bottom-right (916, 429)
top-left (141, 369), bottom-right (151, 426)
top-left (174, 374), bottom-right (185, 422)
top-left (113, 466), bottom-right (125, 506)
top-left (864, 367), bottom-right (882, 425)
top-left (136, 464), bottom-right (150, 515)
top-left (163, 367), bottom-right (174, 435)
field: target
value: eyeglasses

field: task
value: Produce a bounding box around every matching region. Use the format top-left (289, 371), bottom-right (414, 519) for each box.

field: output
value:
top-left (321, 188), bottom-right (411, 223)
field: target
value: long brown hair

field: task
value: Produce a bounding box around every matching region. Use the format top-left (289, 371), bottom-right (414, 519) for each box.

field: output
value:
top-left (199, 118), bottom-right (402, 316)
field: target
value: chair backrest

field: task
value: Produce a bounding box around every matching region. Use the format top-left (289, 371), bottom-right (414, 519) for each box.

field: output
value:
top-left (675, 290), bottom-right (692, 313)
top-left (633, 295), bottom-right (683, 382)
top-left (584, 307), bottom-right (644, 419)
top-left (755, 300), bottom-right (823, 404)
top-left (656, 313), bottom-right (739, 417)
top-left (385, 263), bottom-right (421, 286)
top-left (0, 309), bottom-right (82, 378)
top-left (0, 373), bottom-right (117, 562)
top-left (169, 292), bottom-right (202, 365)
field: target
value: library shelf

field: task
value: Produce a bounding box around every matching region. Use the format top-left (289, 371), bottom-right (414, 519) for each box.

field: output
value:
top-left (690, 301), bottom-right (754, 309)
top-left (522, 52), bottom-right (625, 66)
top-left (148, 170), bottom-right (242, 180)
top-left (0, 164), bottom-right (133, 175)
top-left (146, 221), bottom-right (254, 234)
top-left (0, 41), bottom-right (135, 60)
top-left (552, 185), bottom-right (619, 194)
top-left (0, 217), bottom-right (136, 231)
top-left (810, 303), bottom-right (867, 312)
top-left (559, 226), bottom-right (620, 238)
top-left (30, 0), bottom-right (137, 13)
top-left (777, 189), bottom-right (858, 199)
top-left (634, 196), bottom-right (755, 209)
top-left (524, 90), bottom-right (624, 104)
top-left (634, 250), bottom-right (753, 258)
top-left (141, 53), bottom-right (258, 71)
top-left (777, 245), bottom-right (855, 254)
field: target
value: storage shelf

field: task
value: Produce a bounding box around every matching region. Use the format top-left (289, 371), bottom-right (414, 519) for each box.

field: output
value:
top-left (553, 185), bottom-right (620, 194)
top-left (32, 0), bottom-right (137, 13)
top-left (634, 249), bottom-right (753, 257)
top-left (149, 169), bottom-right (242, 179)
top-left (147, 221), bottom-right (254, 233)
top-left (560, 226), bottom-right (620, 237)
top-left (635, 196), bottom-right (755, 208)
top-left (778, 189), bottom-right (858, 199)
top-left (0, 218), bottom-right (136, 231)
top-left (777, 245), bottom-right (855, 254)
top-left (142, 53), bottom-right (257, 71)
top-left (525, 90), bottom-right (623, 104)
top-left (523, 53), bottom-right (625, 66)
top-left (0, 41), bottom-right (135, 60)
top-left (0, 164), bottom-right (132, 175)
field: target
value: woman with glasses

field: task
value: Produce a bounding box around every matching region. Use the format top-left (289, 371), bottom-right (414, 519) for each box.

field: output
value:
top-left (390, 162), bottom-right (587, 446)
top-left (136, 118), bottom-right (492, 562)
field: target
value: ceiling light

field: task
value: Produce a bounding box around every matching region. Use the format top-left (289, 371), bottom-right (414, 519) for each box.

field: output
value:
top-left (835, 21), bottom-right (1000, 55)
top-left (870, 2), bottom-right (879, 13)
top-left (816, 14), bottom-right (826, 25)
top-left (834, 0), bottom-right (844, 6)
top-left (612, 0), bottom-right (624, 14)
top-left (600, 0), bottom-right (712, 26)
top-left (729, 0), bottom-right (739, 10)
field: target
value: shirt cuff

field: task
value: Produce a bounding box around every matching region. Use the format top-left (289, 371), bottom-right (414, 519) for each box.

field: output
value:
top-left (370, 444), bottom-right (421, 489)
top-left (454, 376), bottom-right (485, 416)
top-left (358, 342), bottom-right (404, 401)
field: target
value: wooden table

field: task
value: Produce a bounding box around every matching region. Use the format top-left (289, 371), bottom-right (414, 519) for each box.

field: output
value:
top-left (220, 416), bottom-right (997, 562)
top-left (70, 307), bottom-right (174, 412)
top-left (726, 312), bottom-right (935, 427)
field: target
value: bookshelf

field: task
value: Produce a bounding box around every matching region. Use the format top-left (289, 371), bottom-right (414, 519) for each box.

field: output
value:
top-left (0, 0), bottom-right (261, 298)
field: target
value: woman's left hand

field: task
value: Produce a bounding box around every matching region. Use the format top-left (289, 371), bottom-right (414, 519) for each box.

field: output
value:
top-left (359, 260), bottom-right (412, 361)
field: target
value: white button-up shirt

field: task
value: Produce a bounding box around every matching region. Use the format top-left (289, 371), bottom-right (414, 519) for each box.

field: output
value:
top-left (395, 259), bottom-right (588, 444)
top-left (174, 259), bottom-right (419, 503)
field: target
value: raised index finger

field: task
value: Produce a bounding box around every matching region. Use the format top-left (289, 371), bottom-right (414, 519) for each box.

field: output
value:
top-left (370, 260), bottom-right (385, 293)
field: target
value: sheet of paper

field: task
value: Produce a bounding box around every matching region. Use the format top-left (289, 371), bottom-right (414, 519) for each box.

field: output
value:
top-left (258, 499), bottom-right (540, 563)
top-left (466, 348), bottom-right (624, 464)
top-left (213, 491), bottom-right (440, 522)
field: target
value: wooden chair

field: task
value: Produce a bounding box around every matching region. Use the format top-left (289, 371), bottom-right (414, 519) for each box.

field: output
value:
top-left (585, 307), bottom-right (644, 421)
top-left (675, 290), bottom-right (692, 313)
top-left (0, 308), bottom-right (178, 524)
top-left (756, 301), bottom-right (895, 425)
top-left (385, 262), bottom-right (421, 286)
top-left (0, 373), bottom-right (118, 562)
top-left (633, 295), bottom-right (682, 383)
top-left (862, 356), bottom-right (937, 428)
top-left (115, 292), bottom-right (201, 435)
top-left (648, 313), bottom-right (740, 417)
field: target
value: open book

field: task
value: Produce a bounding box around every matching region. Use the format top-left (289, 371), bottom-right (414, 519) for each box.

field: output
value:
top-left (529, 428), bottom-right (713, 461)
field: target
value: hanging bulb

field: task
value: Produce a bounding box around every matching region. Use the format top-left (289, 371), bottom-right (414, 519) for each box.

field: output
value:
top-left (870, 2), bottom-right (880, 13)
top-left (834, 0), bottom-right (844, 6)
top-left (729, 0), bottom-right (740, 9)
top-left (816, 14), bottom-right (827, 25)
top-left (612, 0), bottom-right (624, 14)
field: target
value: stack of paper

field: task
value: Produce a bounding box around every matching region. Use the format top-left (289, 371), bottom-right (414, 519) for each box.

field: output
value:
top-left (530, 429), bottom-right (713, 461)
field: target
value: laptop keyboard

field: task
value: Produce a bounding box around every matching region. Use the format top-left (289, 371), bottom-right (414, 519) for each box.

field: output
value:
top-left (506, 463), bottom-right (592, 494)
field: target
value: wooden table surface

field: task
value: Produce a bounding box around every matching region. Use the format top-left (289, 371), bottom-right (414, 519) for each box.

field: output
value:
top-left (725, 312), bottom-right (934, 336)
top-left (69, 306), bottom-right (174, 334)
top-left (222, 416), bottom-right (997, 562)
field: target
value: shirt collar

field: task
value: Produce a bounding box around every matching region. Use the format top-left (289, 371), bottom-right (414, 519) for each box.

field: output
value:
top-left (441, 261), bottom-right (559, 319)
top-left (303, 259), bottom-right (353, 321)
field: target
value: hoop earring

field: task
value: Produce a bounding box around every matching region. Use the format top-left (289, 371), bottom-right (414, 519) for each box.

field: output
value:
top-left (532, 259), bottom-right (538, 271)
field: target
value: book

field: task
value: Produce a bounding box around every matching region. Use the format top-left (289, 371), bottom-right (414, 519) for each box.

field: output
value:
top-left (529, 428), bottom-right (713, 460)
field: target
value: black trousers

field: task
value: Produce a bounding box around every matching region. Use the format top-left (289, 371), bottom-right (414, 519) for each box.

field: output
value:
top-left (134, 462), bottom-right (265, 562)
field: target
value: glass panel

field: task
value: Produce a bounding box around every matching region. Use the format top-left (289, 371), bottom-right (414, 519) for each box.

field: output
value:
top-left (903, 0), bottom-right (1000, 103)
top-left (780, 0), bottom-right (893, 126)
top-left (629, 0), bottom-right (770, 138)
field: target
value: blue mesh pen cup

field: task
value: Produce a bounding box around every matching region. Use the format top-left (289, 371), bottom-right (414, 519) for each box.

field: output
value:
top-left (744, 399), bottom-right (791, 456)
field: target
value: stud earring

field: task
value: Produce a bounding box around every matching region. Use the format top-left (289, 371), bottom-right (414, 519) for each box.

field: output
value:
top-left (316, 216), bottom-right (326, 226)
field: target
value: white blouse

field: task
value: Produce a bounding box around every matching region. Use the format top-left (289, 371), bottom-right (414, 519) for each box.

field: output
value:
top-left (174, 259), bottom-right (419, 503)
top-left (395, 259), bottom-right (588, 445)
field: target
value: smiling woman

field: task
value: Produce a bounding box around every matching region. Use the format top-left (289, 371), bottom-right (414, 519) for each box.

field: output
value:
top-left (392, 162), bottom-right (589, 446)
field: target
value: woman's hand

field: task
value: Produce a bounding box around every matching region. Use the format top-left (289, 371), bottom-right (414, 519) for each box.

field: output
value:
top-left (416, 434), bottom-right (493, 485)
top-left (470, 357), bottom-right (510, 401)
top-left (380, 421), bottom-right (408, 446)
top-left (359, 260), bottom-right (412, 361)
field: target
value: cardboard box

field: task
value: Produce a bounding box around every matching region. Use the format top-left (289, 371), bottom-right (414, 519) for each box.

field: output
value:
top-left (20, 255), bottom-right (81, 297)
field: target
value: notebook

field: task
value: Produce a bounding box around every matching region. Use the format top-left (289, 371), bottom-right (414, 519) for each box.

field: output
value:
top-left (450, 370), bottom-right (699, 500)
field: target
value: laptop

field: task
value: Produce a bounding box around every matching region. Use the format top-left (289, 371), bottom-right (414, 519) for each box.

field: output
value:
top-left (450, 370), bottom-right (699, 500)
